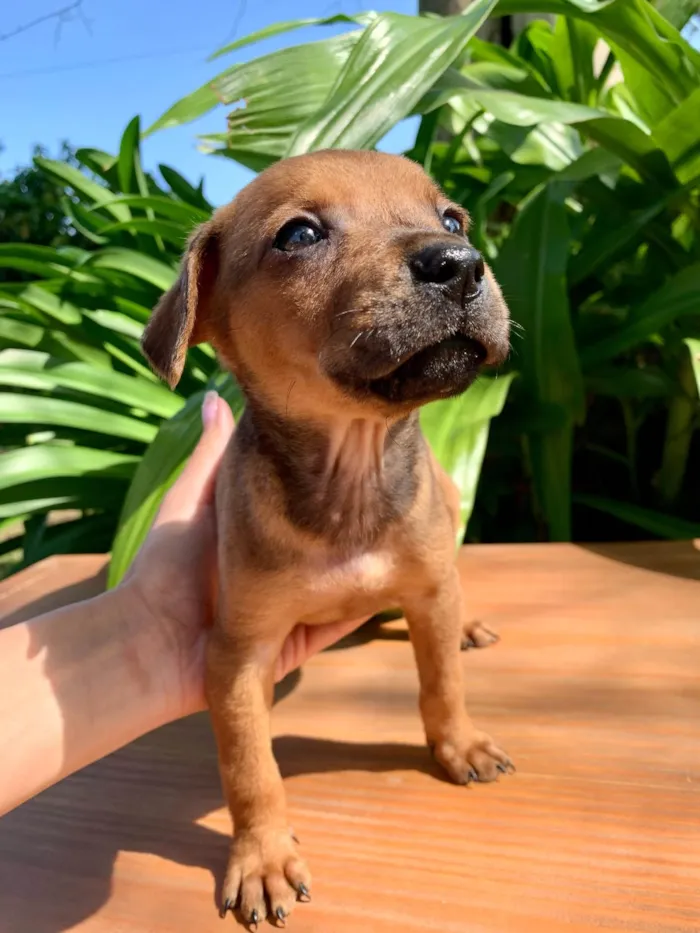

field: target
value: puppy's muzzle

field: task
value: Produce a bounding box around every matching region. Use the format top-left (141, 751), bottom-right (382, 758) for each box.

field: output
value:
top-left (409, 242), bottom-right (485, 305)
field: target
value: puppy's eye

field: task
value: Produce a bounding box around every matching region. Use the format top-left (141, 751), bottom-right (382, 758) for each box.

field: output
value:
top-left (441, 214), bottom-right (463, 235)
top-left (274, 220), bottom-right (323, 252)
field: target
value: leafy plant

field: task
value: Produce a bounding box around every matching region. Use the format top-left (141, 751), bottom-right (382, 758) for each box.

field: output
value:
top-left (2, 0), bottom-right (700, 580)
top-left (0, 119), bottom-right (243, 576)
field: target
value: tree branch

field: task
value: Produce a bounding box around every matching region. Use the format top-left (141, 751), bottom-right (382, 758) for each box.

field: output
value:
top-left (0, 1), bottom-right (84, 43)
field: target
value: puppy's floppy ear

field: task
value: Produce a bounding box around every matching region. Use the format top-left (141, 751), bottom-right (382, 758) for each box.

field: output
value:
top-left (142, 223), bottom-right (219, 388)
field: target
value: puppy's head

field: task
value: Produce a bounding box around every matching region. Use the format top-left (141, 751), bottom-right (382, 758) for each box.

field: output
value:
top-left (143, 150), bottom-right (510, 419)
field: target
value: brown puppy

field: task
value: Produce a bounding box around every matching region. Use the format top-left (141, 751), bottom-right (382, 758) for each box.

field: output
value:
top-left (142, 149), bottom-right (511, 926)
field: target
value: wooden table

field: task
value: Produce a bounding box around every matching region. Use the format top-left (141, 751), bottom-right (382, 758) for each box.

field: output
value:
top-left (1, 542), bottom-right (699, 932)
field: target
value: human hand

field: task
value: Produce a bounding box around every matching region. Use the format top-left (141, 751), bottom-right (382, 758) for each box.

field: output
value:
top-left (120, 391), bottom-right (368, 721)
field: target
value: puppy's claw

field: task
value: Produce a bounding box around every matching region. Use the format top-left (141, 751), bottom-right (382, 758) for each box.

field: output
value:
top-left (220, 898), bottom-right (234, 919)
top-left (276, 907), bottom-right (287, 926)
top-left (460, 637), bottom-right (476, 651)
top-left (249, 909), bottom-right (259, 930)
top-left (296, 882), bottom-right (311, 902)
top-left (467, 768), bottom-right (479, 784)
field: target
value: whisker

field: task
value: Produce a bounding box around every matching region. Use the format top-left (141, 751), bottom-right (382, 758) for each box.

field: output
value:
top-left (350, 331), bottom-right (365, 348)
top-left (285, 379), bottom-right (296, 416)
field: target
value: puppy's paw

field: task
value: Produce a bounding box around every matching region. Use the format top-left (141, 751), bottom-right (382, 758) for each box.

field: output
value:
top-left (432, 731), bottom-right (514, 785)
top-left (460, 619), bottom-right (499, 650)
top-left (220, 828), bottom-right (311, 927)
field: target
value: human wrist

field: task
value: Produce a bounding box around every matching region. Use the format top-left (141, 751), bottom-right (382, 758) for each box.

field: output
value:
top-left (111, 576), bottom-right (202, 723)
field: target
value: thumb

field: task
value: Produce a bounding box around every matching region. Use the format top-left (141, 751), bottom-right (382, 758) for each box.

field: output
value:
top-left (155, 391), bottom-right (235, 526)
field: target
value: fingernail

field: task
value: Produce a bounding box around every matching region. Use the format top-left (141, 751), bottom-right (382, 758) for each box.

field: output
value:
top-left (202, 390), bottom-right (219, 429)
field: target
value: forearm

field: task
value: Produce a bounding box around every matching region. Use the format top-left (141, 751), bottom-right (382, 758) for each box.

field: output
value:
top-left (0, 589), bottom-right (173, 815)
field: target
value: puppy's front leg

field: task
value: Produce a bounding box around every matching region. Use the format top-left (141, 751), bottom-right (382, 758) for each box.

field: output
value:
top-left (404, 567), bottom-right (514, 784)
top-left (207, 627), bottom-right (310, 925)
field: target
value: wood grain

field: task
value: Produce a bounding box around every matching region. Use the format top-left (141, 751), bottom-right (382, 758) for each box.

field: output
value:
top-left (1, 541), bottom-right (699, 932)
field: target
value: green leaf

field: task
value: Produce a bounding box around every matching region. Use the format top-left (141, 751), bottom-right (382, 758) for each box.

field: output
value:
top-left (495, 0), bottom-right (700, 107)
top-left (118, 116), bottom-right (141, 195)
top-left (144, 83), bottom-right (221, 137)
top-left (158, 165), bottom-right (212, 212)
top-left (580, 116), bottom-right (678, 189)
top-left (34, 158), bottom-right (131, 222)
top-left (208, 12), bottom-right (373, 60)
top-left (0, 349), bottom-right (181, 418)
top-left (0, 317), bottom-right (44, 349)
top-left (93, 195), bottom-right (210, 225)
top-left (0, 393), bottom-right (156, 443)
top-left (574, 495), bottom-right (700, 539)
top-left (288, 3), bottom-right (497, 154)
top-left (0, 477), bottom-right (127, 520)
top-left (206, 34), bottom-right (358, 169)
top-left (569, 196), bottom-right (669, 285)
top-left (108, 376), bottom-right (245, 586)
top-left (652, 87), bottom-right (700, 184)
top-left (581, 264), bottom-right (700, 367)
top-left (421, 373), bottom-right (516, 540)
top-left (585, 366), bottom-right (674, 399)
top-left (18, 285), bottom-right (82, 326)
top-left (0, 446), bottom-right (138, 493)
top-left (99, 218), bottom-right (189, 245)
top-left (435, 74), bottom-right (607, 126)
top-left (685, 338), bottom-right (700, 396)
top-left (495, 182), bottom-right (584, 541)
top-left (84, 248), bottom-right (177, 291)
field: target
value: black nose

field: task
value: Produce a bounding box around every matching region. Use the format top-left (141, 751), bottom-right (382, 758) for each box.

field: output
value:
top-left (409, 243), bottom-right (484, 303)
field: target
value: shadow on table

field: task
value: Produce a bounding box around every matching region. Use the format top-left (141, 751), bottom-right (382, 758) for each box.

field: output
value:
top-left (579, 540), bottom-right (700, 582)
top-left (0, 709), bottom-right (436, 933)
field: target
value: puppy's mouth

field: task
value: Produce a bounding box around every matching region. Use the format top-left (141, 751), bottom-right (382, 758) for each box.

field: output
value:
top-left (367, 334), bottom-right (487, 404)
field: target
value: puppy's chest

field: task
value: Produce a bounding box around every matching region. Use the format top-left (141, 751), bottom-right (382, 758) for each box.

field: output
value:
top-left (297, 550), bottom-right (397, 624)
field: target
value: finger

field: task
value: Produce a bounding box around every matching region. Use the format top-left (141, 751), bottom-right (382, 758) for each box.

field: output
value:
top-left (155, 392), bottom-right (235, 527)
top-left (274, 616), bottom-right (369, 683)
top-left (303, 615), bottom-right (368, 657)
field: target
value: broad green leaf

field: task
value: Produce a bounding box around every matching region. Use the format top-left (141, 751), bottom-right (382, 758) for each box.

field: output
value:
top-left (421, 373), bottom-right (516, 539)
top-left (0, 393), bottom-right (156, 443)
top-left (0, 446), bottom-right (138, 493)
top-left (288, 3), bottom-right (497, 154)
top-left (581, 264), bottom-right (700, 367)
top-left (685, 338), bottom-right (700, 396)
top-left (84, 248), bottom-right (177, 291)
top-left (108, 376), bottom-right (245, 586)
top-left (652, 87), bottom-right (700, 184)
top-left (34, 157), bottom-right (131, 222)
top-left (118, 116), bottom-right (141, 195)
top-left (585, 366), bottom-right (674, 399)
top-left (574, 494), bottom-right (700, 538)
top-left (444, 78), bottom-right (605, 126)
top-left (18, 285), bottom-right (82, 326)
top-left (99, 218), bottom-right (189, 245)
top-left (158, 165), bottom-right (212, 212)
top-left (580, 117), bottom-right (678, 189)
top-left (21, 513), bottom-right (116, 568)
top-left (569, 197), bottom-right (669, 285)
top-left (208, 35), bottom-right (358, 169)
top-left (495, 0), bottom-right (700, 106)
top-left (209, 13), bottom-right (374, 60)
top-left (0, 349), bottom-right (181, 418)
top-left (144, 84), bottom-right (220, 137)
top-left (495, 182), bottom-right (584, 540)
top-left (0, 478), bottom-right (127, 520)
top-left (75, 147), bottom-right (118, 179)
top-left (94, 195), bottom-right (209, 225)
top-left (0, 318), bottom-right (44, 349)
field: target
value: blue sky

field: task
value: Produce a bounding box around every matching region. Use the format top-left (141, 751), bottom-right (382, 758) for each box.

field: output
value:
top-left (0, 0), bottom-right (417, 205)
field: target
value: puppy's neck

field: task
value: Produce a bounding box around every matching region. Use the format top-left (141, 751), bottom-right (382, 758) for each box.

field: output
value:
top-left (243, 402), bottom-right (423, 550)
